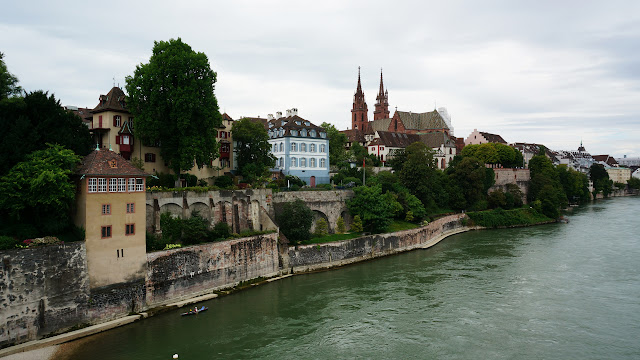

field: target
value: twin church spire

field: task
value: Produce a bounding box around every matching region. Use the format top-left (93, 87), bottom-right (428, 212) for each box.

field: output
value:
top-left (351, 67), bottom-right (390, 131)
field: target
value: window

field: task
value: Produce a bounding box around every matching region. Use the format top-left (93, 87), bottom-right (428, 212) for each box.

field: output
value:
top-left (301, 143), bottom-right (307, 152)
top-left (113, 115), bottom-right (121, 127)
top-left (291, 157), bottom-right (297, 167)
top-left (118, 178), bottom-right (126, 192)
top-left (291, 130), bottom-right (298, 136)
top-left (301, 129), bottom-right (307, 136)
top-left (121, 135), bottom-right (130, 145)
top-left (291, 143), bottom-right (297, 151)
top-left (145, 153), bottom-right (156, 162)
top-left (300, 158), bottom-right (306, 167)
top-left (101, 226), bottom-right (112, 238)
top-left (102, 204), bottom-right (111, 215)
top-left (272, 143), bottom-right (277, 152)
top-left (310, 158), bottom-right (316, 167)
top-left (320, 144), bottom-right (326, 153)
top-left (310, 130), bottom-right (316, 137)
top-left (126, 203), bottom-right (135, 213)
top-left (109, 178), bottom-right (118, 192)
top-left (129, 117), bottom-right (134, 128)
top-left (98, 178), bottom-right (107, 192)
top-left (279, 157), bottom-right (284, 167)
top-left (136, 178), bottom-right (144, 191)
top-left (320, 132), bottom-right (326, 138)
top-left (320, 158), bottom-right (326, 168)
top-left (128, 178), bottom-right (136, 192)
top-left (310, 144), bottom-right (316, 152)
top-left (125, 224), bottom-right (135, 235)
top-left (381, 147), bottom-right (385, 151)
top-left (117, 248), bottom-right (124, 258)
top-left (88, 178), bottom-right (97, 193)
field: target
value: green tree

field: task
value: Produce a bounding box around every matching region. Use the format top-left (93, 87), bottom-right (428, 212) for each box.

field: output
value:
top-left (347, 184), bottom-right (398, 233)
top-left (461, 143), bottom-right (523, 168)
top-left (314, 218), bottom-right (329, 237)
top-left (351, 215), bottom-right (363, 233)
top-left (557, 165), bottom-right (590, 204)
top-left (589, 163), bottom-right (612, 198)
top-left (398, 142), bottom-right (444, 211)
top-left (0, 52), bottom-right (22, 99)
top-left (445, 156), bottom-right (492, 210)
top-left (126, 38), bottom-right (222, 176)
top-left (628, 177), bottom-right (640, 190)
top-left (276, 199), bottom-right (313, 245)
top-left (528, 155), bottom-right (566, 218)
top-left (232, 118), bottom-right (276, 182)
top-left (321, 122), bottom-right (347, 166)
top-left (0, 144), bottom-right (81, 235)
top-left (0, 91), bottom-right (93, 175)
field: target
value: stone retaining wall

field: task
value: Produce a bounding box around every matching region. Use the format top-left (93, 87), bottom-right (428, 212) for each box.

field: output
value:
top-left (286, 214), bottom-right (469, 272)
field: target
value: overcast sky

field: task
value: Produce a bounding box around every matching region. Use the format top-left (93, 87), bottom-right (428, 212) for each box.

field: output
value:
top-left (2, 1), bottom-right (640, 157)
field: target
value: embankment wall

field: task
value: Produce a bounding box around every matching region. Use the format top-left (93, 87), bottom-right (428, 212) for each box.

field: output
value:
top-left (286, 214), bottom-right (469, 272)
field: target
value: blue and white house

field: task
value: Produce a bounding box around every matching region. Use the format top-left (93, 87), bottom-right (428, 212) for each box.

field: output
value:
top-left (266, 108), bottom-right (330, 186)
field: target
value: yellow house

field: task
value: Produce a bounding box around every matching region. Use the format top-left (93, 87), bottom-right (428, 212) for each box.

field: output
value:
top-left (74, 148), bottom-right (149, 289)
top-left (86, 86), bottom-right (233, 183)
top-left (606, 166), bottom-right (632, 184)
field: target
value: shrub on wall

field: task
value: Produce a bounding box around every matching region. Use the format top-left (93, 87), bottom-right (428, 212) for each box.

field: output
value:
top-left (314, 218), bottom-right (329, 237)
top-left (336, 216), bottom-right (346, 234)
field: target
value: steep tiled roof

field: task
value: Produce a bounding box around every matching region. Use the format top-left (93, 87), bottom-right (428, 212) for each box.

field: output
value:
top-left (397, 110), bottom-right (449, 130)
top-left (77, 148), bottom-right (148, 176)
top-left (369, 118), bottom-right (392, 133)
top-left (479, 131), bottom-right (506, 144)
top-left (593, 155), bottom-right (618, 166)
top-left (371, 131), bottom-right (420, 148)
top-left (341, 129), bottom-right (366, 143)
top-left (222, 113), bottom-right (233, 121)
top-left (418, 132), bottom-right (456, 148)
top-left (91, 87), bottom-right (129, 114)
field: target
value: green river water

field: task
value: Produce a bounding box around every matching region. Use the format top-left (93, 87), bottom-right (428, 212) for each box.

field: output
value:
top-left (65, 197), bottom-right (640, 359)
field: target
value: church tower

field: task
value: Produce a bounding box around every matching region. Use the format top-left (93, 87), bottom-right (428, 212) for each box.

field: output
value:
top-left (351, 67), bottom-right (368, 131)
top-left (373, 69), bottom-right (390, 120)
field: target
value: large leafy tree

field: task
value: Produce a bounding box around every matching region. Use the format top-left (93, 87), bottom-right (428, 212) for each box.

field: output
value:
top-left (461, 143), bottom-right (523, 168)
top-left (0, 144), bottom-right (81, 236)
top-left (347, 184), bottom-right (399, 233)
top-left (589, 163), bottom-right (612, 198)
top-left (0, 91), bottom-right (93, 175)
top-left (320, 122), bottom-right (347, 166)
top-left (276, 199), bottom-right (313, 244)
top-left (126, 38), bottom-right (222, 175)
top-left (446, 156), bottom-right (494, 210)
top-left (528, 155), bottom-right (567, 218)
top-left (232, 118), bottom-right (275, 182)
top-left (0, 52), bottom-right (22, 100)
top-left (398, 142), bottom-right (446, 211)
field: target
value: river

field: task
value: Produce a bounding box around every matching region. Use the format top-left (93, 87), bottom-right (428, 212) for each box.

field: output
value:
top-left (63, 197), bottom-right (640, 359)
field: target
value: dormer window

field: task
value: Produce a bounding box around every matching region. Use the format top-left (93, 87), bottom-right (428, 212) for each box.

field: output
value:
top-left (291, 130), bottom-right (297, 136)
top-left (320, 132), bottom-right (326, 138)
top-left (304, 121), bottom-right (310, 126)
top-left (310, 130), bottom-right (316, 137)
top-left (295, 121), bottom-right (301, 125)
top-left (301, 129), bottom-right (307, 136)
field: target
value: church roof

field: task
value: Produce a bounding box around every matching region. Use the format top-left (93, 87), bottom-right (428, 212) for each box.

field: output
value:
top-left (369, 118), bottom-right (392, 133)
top-left (91, 87), bottom-right (129, 114)
top-left (396, 110), bottom-right (449, 130)
top-left (593, 155), bottom-right (618, 167)
top-left (77, 148), bottom-right (148, 177)
top-left (341, 129), bottom-right (366, 143)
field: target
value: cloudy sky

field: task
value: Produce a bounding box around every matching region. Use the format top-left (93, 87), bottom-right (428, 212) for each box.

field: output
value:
top-left (2, 1), bottom-right (640, 157)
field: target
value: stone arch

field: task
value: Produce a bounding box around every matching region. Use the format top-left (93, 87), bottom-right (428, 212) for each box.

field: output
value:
top-left (311, 210), bottom-right (330, 234)
top-left (190, 201), bottom-right (210, 222)
top-left (160, 203), bottom-right (182, 218)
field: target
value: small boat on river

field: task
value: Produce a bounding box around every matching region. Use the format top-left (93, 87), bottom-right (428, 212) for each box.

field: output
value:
top-left (181, 306), bottom-right (208, 316)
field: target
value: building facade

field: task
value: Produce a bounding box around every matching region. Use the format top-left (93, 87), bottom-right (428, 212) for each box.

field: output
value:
top-left (79, 86), bottom-right (233, 183)
top-left (464, 129), bottom-right (507, 146)
top-left (74, 148), bottom-right (148, 289)
top-left (266, 109), bottom-right (330, 186)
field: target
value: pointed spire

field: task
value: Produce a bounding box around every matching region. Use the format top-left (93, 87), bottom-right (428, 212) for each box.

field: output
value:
top-left (356, 66), bottom-right (363, 94)
top-left (378, 68), bottom-right (385, 97)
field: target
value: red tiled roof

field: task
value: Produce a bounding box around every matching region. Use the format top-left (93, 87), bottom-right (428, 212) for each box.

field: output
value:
top-left (76, 148), bottom-right (148, 176)
top-left (341, 129), bottom-right (366, 143)
top-left (371, 131), bottom-right (421, 148)
top-left (479, 131), bottom-right (507, 144)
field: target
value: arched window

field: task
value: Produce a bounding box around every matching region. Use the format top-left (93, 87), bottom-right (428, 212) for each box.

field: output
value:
top-left (301, 143), bottom-right (307, 152)
top-left (300, 158), bottom-right (307, 167)
top-left (441, 158), bottom-right (446, 169)
top-left (310, 144), bottom-right (316, 152)
top-left (291, 157), bottom-right (297, 167)
top-left (310, 158), bottom-right (316, 167)
top-left (320, 158), bottom-right (326, 168)
top-left (320, 144), bottom-right (326, 153)
top-left (291, 142), bottom-right (297, 151)
top-left (279, 143), bottom-right (284, 152)
top-left (272, 143), bottom-right (276, 152)
top-left (301, 129), bottom-right (307, 136)
top-left (280, 157), bottom-right (284, 167)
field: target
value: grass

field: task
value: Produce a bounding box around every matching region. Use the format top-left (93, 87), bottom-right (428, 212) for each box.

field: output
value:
top-left (302, 232), bottom-right (361, 245)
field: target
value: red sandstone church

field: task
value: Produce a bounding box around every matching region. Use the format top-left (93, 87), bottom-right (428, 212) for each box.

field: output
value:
top-left (341, 68), bottom-right (462, 168)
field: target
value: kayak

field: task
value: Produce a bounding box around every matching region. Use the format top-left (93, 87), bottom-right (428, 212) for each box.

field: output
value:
top-left (181, 306), bottom-right (208, 316)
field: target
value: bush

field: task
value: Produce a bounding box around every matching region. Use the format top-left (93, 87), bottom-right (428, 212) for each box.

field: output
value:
top-left (351, 215), bottom-right (363, 232)
top-left (0, 235), bottom-right (18, 250)
top-left (336, 216), bottom-right (346, 234)
top-left (146, 231), bottom-right (164, 252)
top-left (180, 173), bottom-right (198, 187)
top-left (342, 176), bottom-right (362, 188)
top-left (211, 221), bottom-right (231, 241)
top-left (181, 212), bottom-right (209, 245)
top-left (314, 218), bottom-right (329, 237)
top-left (214, 175), bottom-right (234, 188)
top-left (160, 213), bottom-right (182, 244)
top-left (276, 199), bottom-right (313, 245)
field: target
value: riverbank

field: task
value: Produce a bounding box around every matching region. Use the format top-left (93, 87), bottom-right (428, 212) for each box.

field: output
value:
top-left (1, 211), bottom-right (556, 359)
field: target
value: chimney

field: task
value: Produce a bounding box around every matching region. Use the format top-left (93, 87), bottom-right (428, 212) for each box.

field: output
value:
top-left (267, 114), bottom-right (274, 120)
top-left (286, 109), bottom-right (292, 117)
top-left (276, 111), bottom-right (282, 119)
top-left (291, 108), bottom-right (298, 116)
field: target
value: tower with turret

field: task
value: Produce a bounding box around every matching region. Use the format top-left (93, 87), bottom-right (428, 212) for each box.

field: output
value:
top-left (351, 67), bottom-right (369, 131)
